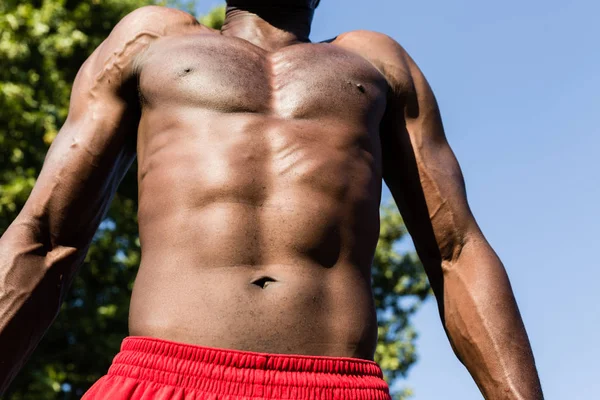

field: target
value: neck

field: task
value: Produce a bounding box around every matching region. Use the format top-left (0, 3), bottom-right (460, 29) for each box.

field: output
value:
top-left (221, 6), bottom-right (314, 51)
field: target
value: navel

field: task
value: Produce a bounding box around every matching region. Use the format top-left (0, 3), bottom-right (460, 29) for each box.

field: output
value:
top-left (251, 276), bottom-right (277, 289)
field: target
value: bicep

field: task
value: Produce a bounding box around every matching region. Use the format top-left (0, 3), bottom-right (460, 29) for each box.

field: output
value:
top-left (18, 46), bottom-right (139, 250)
top-left (17, 6), bottom-right (198, 248)
top-left (381, 56), bottom-right (478, 277)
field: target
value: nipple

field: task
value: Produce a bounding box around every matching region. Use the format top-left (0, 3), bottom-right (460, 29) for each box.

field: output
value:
top-left (177, 67), bottom-right (194, 77)
top-left (347, 81), bottom-right (366, 94)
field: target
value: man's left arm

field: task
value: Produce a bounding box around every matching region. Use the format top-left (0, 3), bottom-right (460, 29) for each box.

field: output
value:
top-left (367, 33), bottom-right (543, 399)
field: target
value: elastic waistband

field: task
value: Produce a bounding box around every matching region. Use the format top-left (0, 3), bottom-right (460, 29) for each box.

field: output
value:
top-left (108, 336), bottom-right (391, 399)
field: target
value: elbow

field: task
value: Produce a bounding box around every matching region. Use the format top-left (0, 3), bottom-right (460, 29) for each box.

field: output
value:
top-left (44, 244), bottom-right (81, 271)
top-left (3, 219), bottom-right (76, 265)
top-left (1, 219), bottom-right (82, 299)
top-left (439, 226), bottom-right (484, 275)
top-left (439, 240), bottom-right (467, 275)
top-left (0, 221), bottom-right (80, 343)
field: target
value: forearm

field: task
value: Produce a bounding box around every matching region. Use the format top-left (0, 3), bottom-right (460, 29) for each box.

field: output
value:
top-left (0, 218), bottom-right (84, 394)
top-left (438, 236), bottom-right (543, 399)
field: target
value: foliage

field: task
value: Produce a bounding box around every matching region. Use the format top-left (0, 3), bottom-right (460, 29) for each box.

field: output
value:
top-left (0, 2), bottom-right (429, 399)
top-left (374, 205), bottom-right (431, 399)
top-left (198, 4), bottom-right (225, 28)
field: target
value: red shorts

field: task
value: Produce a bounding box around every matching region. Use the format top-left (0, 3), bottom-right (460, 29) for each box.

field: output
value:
top-left (82, 336), bottom-right (391, 399)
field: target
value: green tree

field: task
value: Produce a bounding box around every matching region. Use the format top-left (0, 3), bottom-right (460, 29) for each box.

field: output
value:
top-left (373, 205), bottom-right (430, 399)
top-left (0, 2), bottom-right (429, 399)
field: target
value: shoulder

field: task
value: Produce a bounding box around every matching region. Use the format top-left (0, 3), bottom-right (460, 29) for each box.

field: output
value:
top-left (76, 6), bottom-right (200, 89)
top-left (69, 7), bottom-right (200, 116)
top-left (89, 6), bottom-right (201, 71)
top-left (336, 30), bottom-right (403, 52)
top-left (110, 5), bottom-right (199, 38)
top-left (93, 6), bottom-right (199, 64)
top-left (333, 30), bottom-right (416, 94)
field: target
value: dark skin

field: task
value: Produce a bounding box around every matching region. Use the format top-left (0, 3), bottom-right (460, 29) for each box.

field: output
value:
top-left (0, 1), bottom-right (543, 398)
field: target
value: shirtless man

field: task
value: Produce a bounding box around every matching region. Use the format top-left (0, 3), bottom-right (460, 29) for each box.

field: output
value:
top-left (0, 1), bottom-right (543, 399)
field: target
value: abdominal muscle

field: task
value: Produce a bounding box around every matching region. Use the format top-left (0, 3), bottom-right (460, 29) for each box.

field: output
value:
top-left (128, 111), bottom-right (381, 360)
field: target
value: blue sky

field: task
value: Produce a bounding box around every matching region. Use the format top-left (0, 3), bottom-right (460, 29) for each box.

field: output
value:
top-left (195, 1), bottom-right (599, 398)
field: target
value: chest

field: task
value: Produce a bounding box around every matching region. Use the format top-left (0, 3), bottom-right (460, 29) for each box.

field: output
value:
top-left (138, 35), bottom-right (388, 122)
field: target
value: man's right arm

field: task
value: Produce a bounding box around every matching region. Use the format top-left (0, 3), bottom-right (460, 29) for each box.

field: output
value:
top-left (0, 6), bottom-right (196, 393)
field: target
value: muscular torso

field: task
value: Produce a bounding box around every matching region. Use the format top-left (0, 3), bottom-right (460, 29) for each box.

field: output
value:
top-left (128, 26), bottom-right (390, 359)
